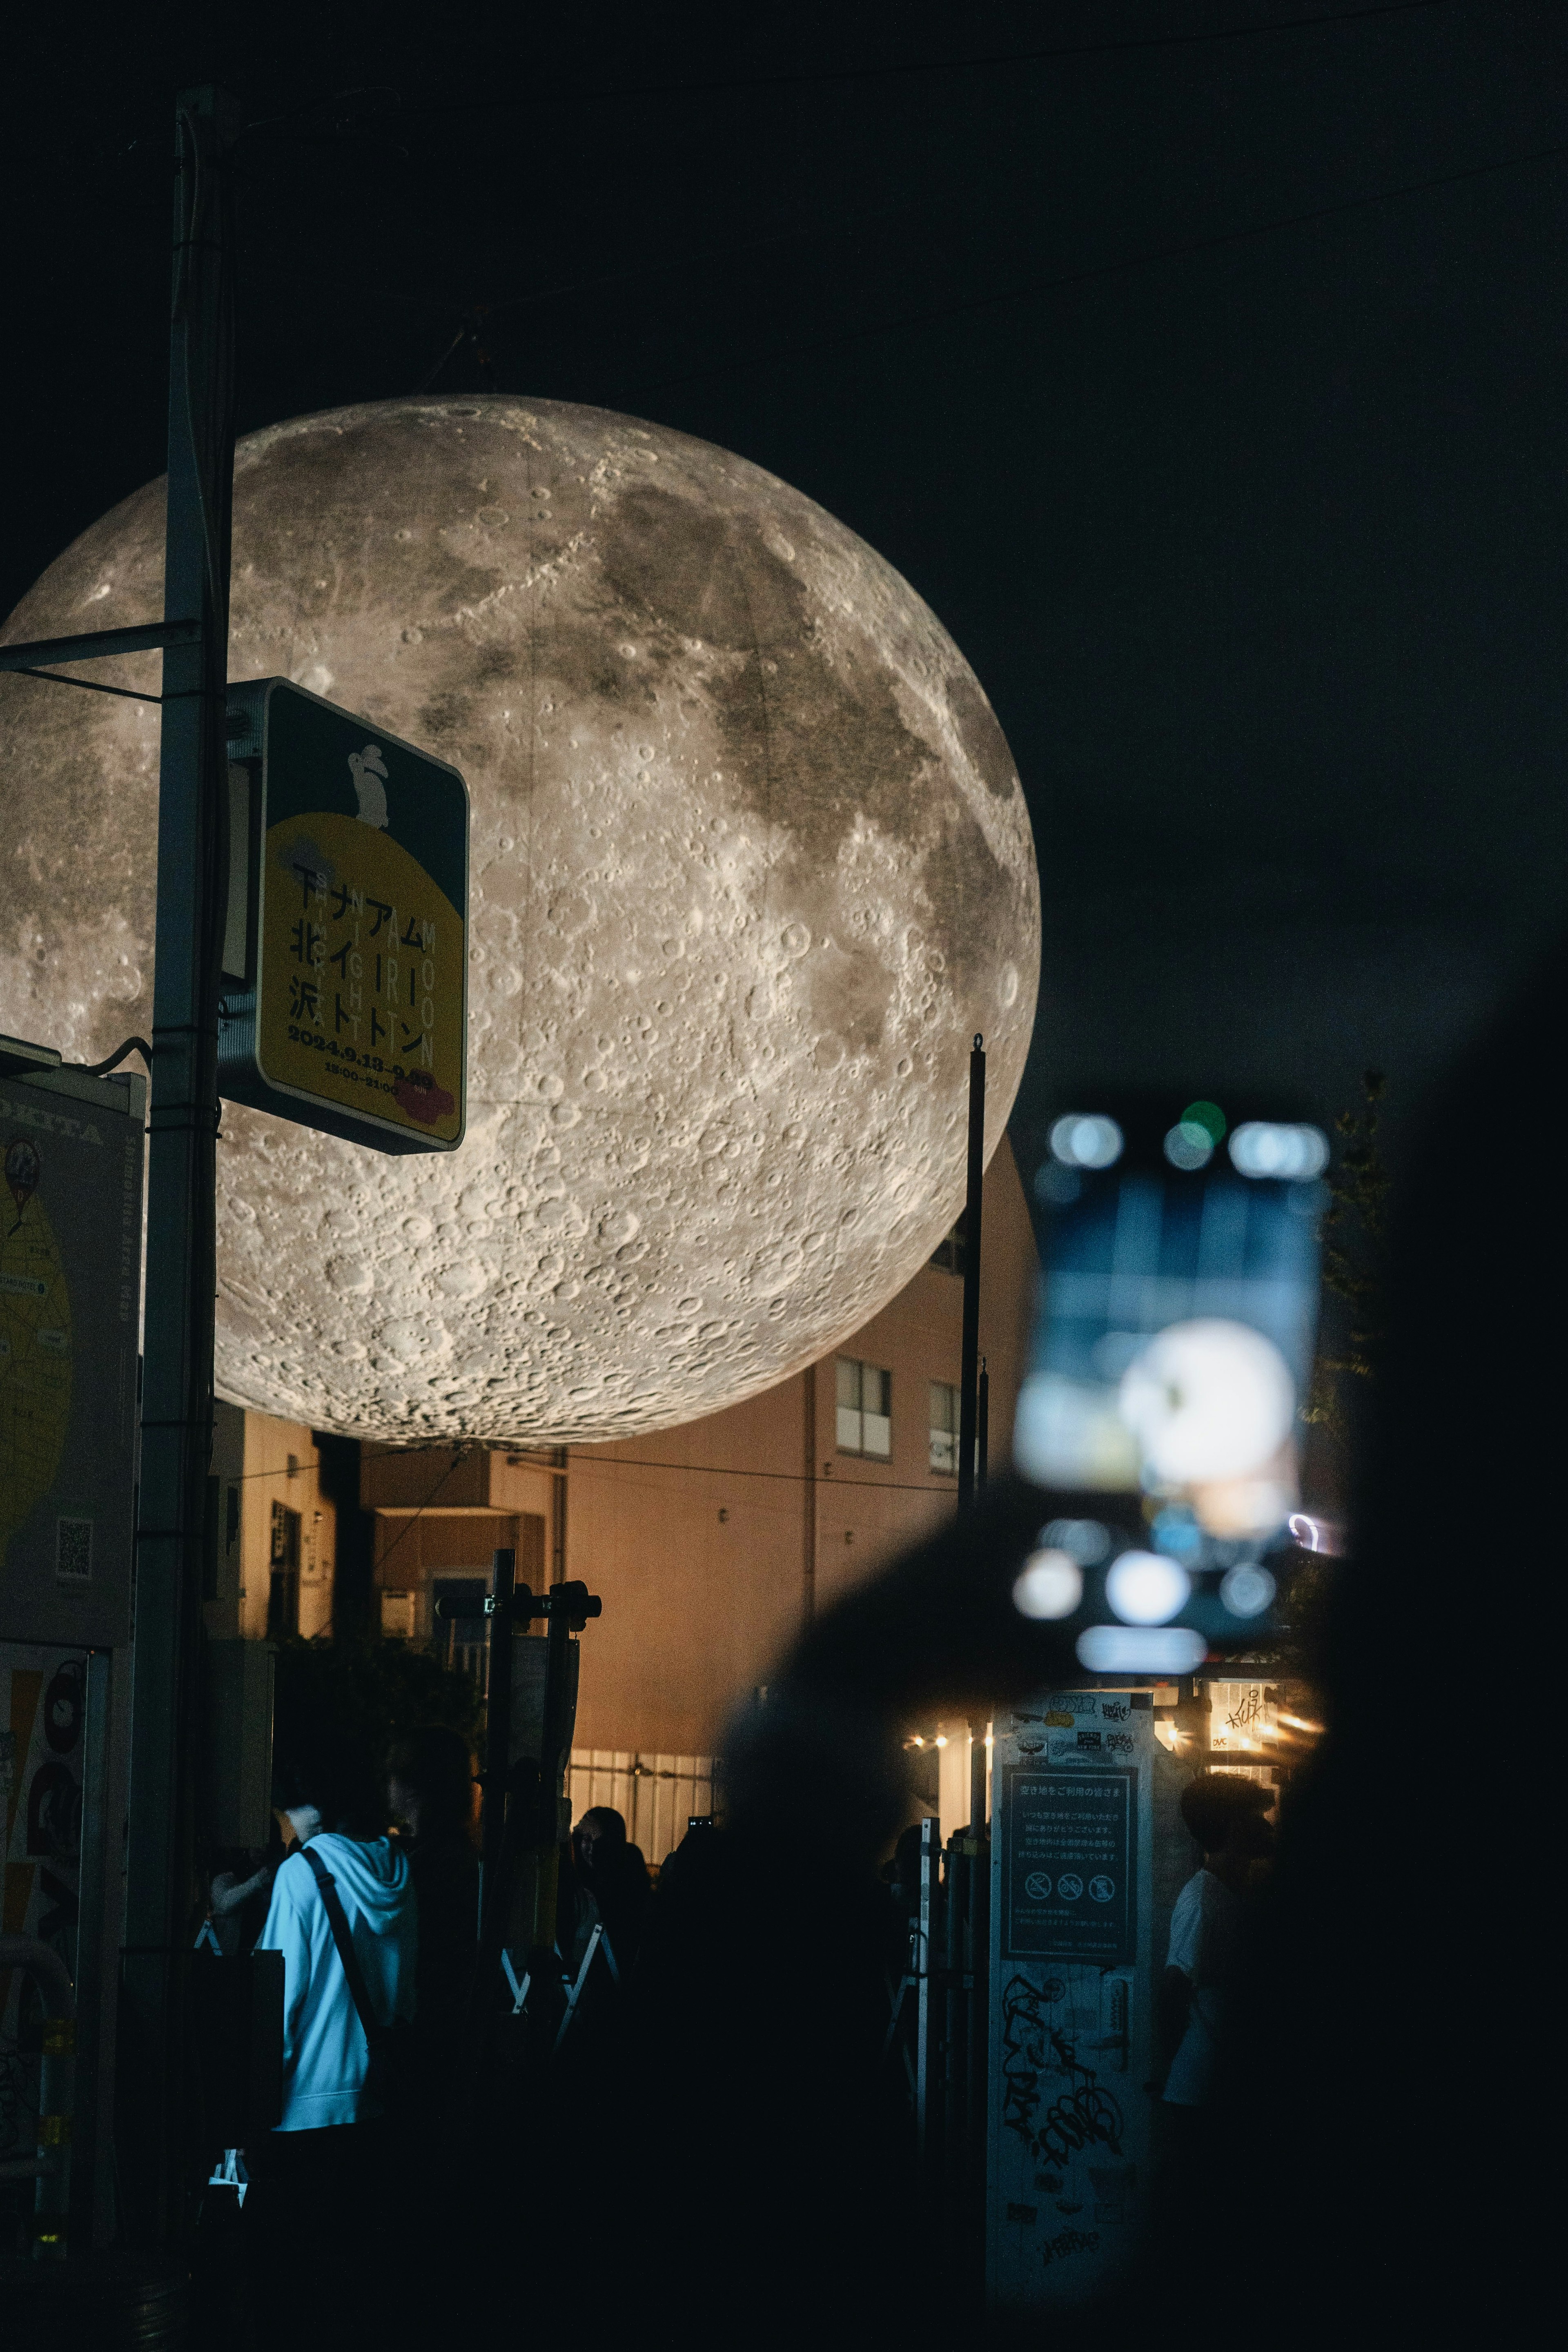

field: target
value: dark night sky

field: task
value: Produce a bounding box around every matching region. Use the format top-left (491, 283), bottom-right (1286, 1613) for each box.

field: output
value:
top-left (4, 0), bottom-right (1565, 1167)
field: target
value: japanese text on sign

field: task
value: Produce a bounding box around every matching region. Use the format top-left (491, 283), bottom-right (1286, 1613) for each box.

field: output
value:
top-left (1002, 1767), bottom-right (1136, 1965)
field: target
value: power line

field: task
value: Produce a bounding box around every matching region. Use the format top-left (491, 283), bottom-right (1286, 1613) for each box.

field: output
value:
top-left (398, 112), bottom-right (1568, 401)
top-left (568, 1448), bottom-right (964, 1500)
top-left (372, 1446), bottom-right (477, 1571)
top-left (640, 131), bottom-right (1568, 397)
top-left (349, 1436), bottom-right (970, 1502)
top-left (230, 1430), bottom-right (968, 1503)
top-left (363, 3), bottom-right (1451, 127)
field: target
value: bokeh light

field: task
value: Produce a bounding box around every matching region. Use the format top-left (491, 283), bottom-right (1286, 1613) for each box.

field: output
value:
top-left (1219, 1562), bottom-right (1277, 1618)
top-left (1048, 1113), bottom-right (1125, 1170)
top-left (1075, 1625), bottom-right (1207, 1674)
top-left (1150, 1506), bottom-right (1203, 1563)
top-left (1163, 1120), bottom-right (1214, 1171)
top-left (1181, 1100), bottom-right (1227, 1144)
top-left (1119, 1317), bottom-right (1295, 1483)
top-left (1040, 1518), bottom-right (1114, 1566)
top-left (1105, 1549), bottom-right (1191, 1624)
top-left (1228, 1122), bottom-right (1330, 1180)
top-left (1012, 1550), bottom-right (1085, 1620)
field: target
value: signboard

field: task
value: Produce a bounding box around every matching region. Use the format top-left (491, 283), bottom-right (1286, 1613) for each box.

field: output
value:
top-left (988, 1696), bottom-right (1162, 2314)
top-left (0, 1058), bottom-right (145, 1647)
top-left (219, 678), bottom-right (468, 1154)
top-left (1002, 1766), bottom-right (1136, 1967)
top-left (0, 1643), bottom-right (91, 2169)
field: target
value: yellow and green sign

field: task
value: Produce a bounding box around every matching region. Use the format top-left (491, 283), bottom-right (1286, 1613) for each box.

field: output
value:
top-left (219, 679), bottom-right (468, 1153)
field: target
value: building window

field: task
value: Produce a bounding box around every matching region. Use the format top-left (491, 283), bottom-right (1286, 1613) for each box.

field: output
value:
top-left (837, 1358), bottom-right (891, 1458)
top-left (432, 1578), bottom-right (491, 1692)
top-left (929, 1212), bottom-right (968, 1277)
top-left (380, 1590), bottom-right (416, 1639)
top-left (929, 1381), bottom-right (960, 1475)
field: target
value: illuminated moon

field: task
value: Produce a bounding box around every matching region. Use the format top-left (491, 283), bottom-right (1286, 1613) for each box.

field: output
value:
top-left (0, 399), bottom-right (1039, 1441)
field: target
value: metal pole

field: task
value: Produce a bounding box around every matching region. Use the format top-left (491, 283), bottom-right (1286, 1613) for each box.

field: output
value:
top-left (956, 1033), bottom-right (986, 1512)
top-left (70, 1651), bottom-right (114, 2254)
top-left (121, 85), bottom-right (238, 2245)
top-left (941, 1831), bottom-right (965, 2221)
top-left (977, 1356), bottom-right (989, 1490)
top-left (537, 1585), bottom-right (575, 1853)
top-left (914, 1817), bottom-right (937, 2178)
top-left (958, 1036), bottom-right (989, 1838)
top-left (479, 1546), bottom-right (516, 1943)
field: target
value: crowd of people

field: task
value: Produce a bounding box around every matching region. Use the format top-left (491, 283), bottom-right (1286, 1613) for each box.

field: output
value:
top-left (205, 1704), bottom-right (1295, 2344)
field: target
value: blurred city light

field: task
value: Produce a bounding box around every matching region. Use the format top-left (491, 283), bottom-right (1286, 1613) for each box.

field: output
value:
top-left (1193, 1477), bottom-right (1292, 1538)
top-left (1105, 1549), bottom-right (1191, 1624)
top-left (1119, 1318), bottom-right (1294, 1483)
top-left (1040, 1517), bottom-right (1113, 1565)
top-left (1048, 1113), bottom-right (1124, 1169)
top-left (1288, 1510), bottom-right (1343, 1555)
top-left (1181, 1100), bottom-right (1227, 1143)
top-left (1075, 1625), bottom-right (1207, 1673)
top-left (1012, 1549), bottom-right (1084, 1620)
top-left (1228, 1121), bottom-right (1330, 1180)
top-left (1219, 1561), bottom-right (1276, 1617)
top-left (1163, 1120), bottom-right (1214, 1171)
top-left (1150, 1505), bottom-right (1203, 1563)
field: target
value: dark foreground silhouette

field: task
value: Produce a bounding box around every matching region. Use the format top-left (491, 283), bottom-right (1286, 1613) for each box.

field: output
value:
top-left (503, 948), bottom-right (1559, 2344)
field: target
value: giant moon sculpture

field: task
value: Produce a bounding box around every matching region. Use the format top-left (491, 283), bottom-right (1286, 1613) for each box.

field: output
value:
top-left (0, 400), bottom-right (1039, 1442)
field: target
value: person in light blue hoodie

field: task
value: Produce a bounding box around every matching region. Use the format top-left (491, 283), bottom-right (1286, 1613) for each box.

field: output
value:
top-left (243, 1732), bottom-right (417, 2347)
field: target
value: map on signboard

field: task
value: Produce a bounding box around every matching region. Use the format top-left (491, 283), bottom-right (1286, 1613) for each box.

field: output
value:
top-left (0, 1142), bottom-right (73, 1570)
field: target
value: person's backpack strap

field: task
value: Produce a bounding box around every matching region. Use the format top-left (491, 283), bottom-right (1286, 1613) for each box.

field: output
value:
top-left (300, 1842), bottom-right (385, 2054)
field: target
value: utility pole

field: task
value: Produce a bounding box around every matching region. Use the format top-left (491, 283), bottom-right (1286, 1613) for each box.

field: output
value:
top-left (957, 1034), bottom-right (986, 1512)
top-left (479, 1547), bottom-right (516, 1942)
top-left (954, 1034), bottom-right (990, 2269)
top-left (958, 1034), bottom-right (988, 1838)
top-left (120, 86), bottom-right (239, 2244)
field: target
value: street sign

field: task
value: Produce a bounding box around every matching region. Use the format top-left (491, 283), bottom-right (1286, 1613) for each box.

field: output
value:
top-left (0, 1045), bottom-right (146, 1647)
top-left (218, 677), bottom-right (468, 1153)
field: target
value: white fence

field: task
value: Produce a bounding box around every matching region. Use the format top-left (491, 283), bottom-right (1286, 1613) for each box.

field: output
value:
top-left (568, 1748), bottom-right (718, 1871)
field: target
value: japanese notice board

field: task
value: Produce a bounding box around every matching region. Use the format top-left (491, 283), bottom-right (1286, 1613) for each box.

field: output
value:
top-left (219, 677), bottom-right (469, 1154)
top-left (1, 1642), bottom-right (91, 2167)
top-left (0, 1062), bottom-right (145, 1648)
top-left (1001, 1765), bottom-right (1136, 1967)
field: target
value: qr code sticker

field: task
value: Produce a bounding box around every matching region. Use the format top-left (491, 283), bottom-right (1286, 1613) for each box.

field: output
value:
top-left (56, 1518), bottom-right (93, 1582)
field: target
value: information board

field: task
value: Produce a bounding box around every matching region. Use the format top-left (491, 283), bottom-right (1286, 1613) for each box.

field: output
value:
top-left (1002, 1765), bottom-right (1136, 1967)
top-left (219, 678), bottom-right (469, 1154)
top-left (0, 1060), bottom-right (144, 1648)
top-left (0, 1642), bottom-right (91, 2167)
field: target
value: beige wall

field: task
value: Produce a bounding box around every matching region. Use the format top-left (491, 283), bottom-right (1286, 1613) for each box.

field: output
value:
top-left (206, 1407), bottom-right (339, 1644)
top-left (567, 1136), bottom-right (1038, 1753)
top-left (564, 1380), bottom-right (815, 1755)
